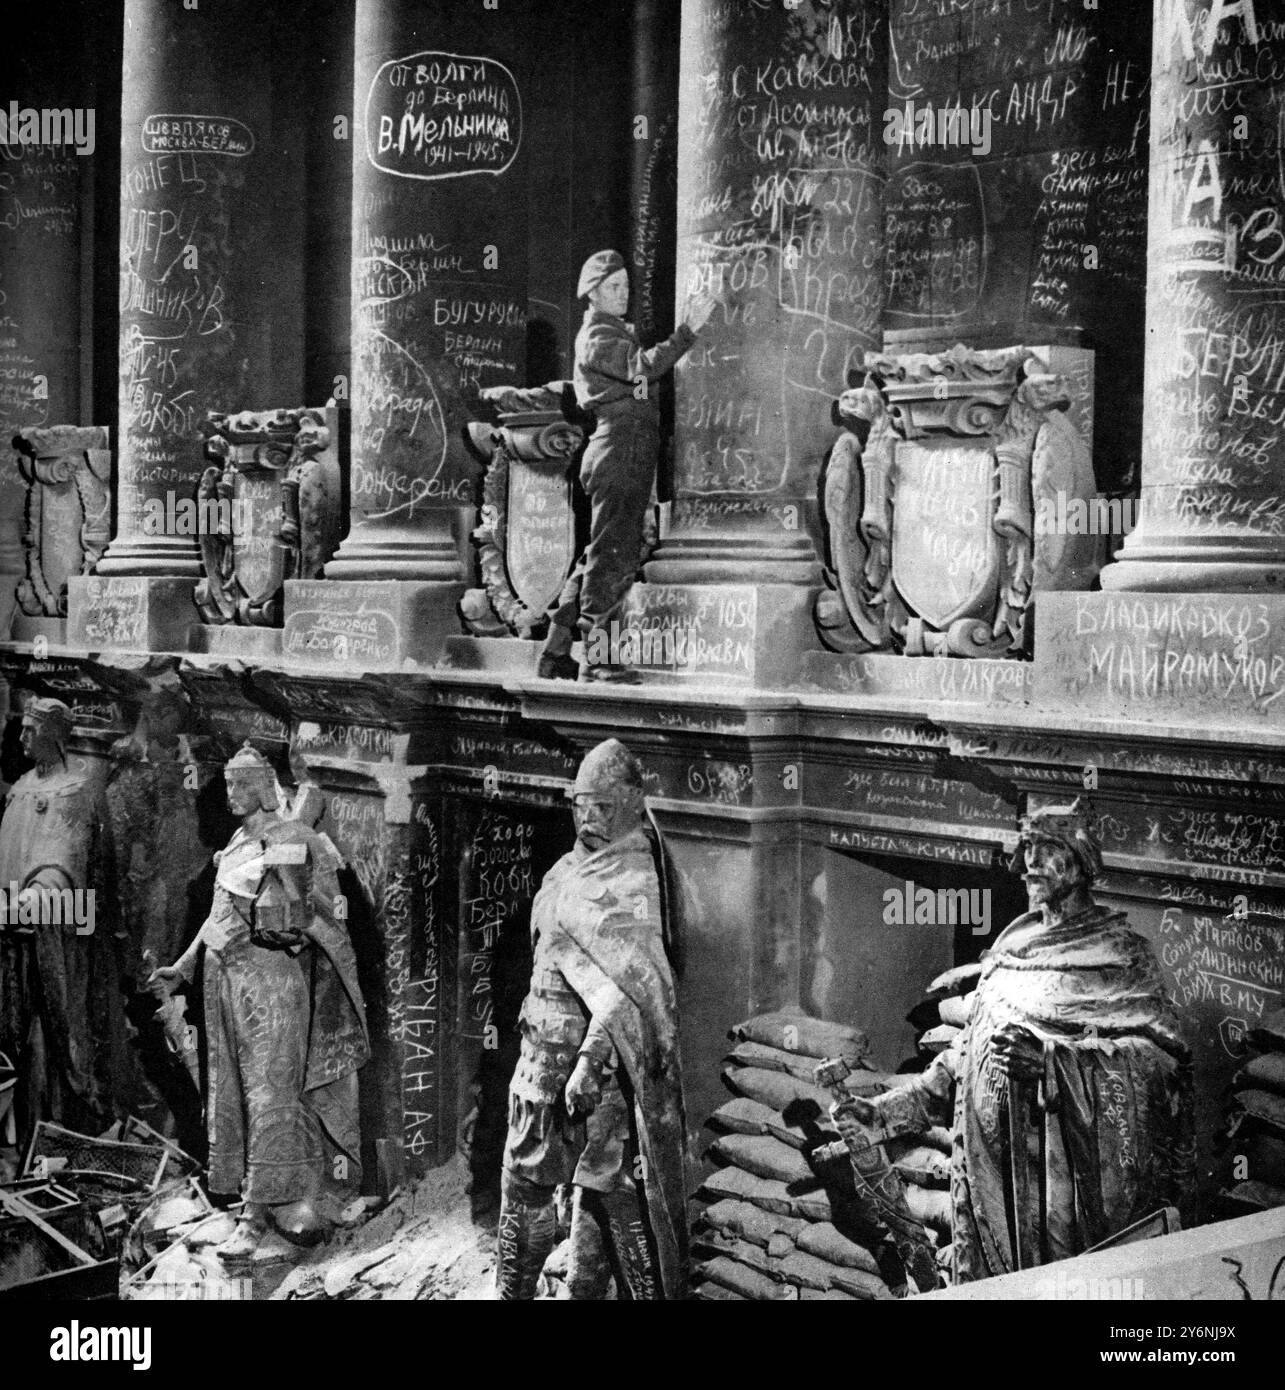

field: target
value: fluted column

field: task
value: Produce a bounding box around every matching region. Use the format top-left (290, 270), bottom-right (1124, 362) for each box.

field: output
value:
top-left (1104, 1), bottom-right (1285, 593)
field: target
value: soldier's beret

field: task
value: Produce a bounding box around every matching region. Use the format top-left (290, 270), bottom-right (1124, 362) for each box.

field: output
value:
top-left (577, 249), bottom-right (626, 298)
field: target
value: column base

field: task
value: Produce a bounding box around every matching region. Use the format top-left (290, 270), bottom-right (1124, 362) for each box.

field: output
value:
top-left (1035, 591), bottom-right (1285, 729)
top-left (643, 533), bottom-right (822, 586)
top-left (282, 579), bottom-right (464, 670)
top-left (1102, 552), bottom-right (1285, 595)
top-left (67, 576), bottom-right (197, 653)
top-left (10, 615), bottom-right (67, 647)
top-left (612, 582), bottom-right (820, 687)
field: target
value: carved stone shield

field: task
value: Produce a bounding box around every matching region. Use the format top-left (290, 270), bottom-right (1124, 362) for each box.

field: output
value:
top-left (231, 468), bottom-right (286, 607)
top-left (891, 441), bottom-right (998, 629)
top-left (504, 457), bottom-right (576, 615)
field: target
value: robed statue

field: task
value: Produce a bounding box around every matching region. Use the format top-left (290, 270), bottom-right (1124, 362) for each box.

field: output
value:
top-left (496, 738), bottom-right (689, 1298)
top-left (826, 798), bottom-right (1195, 1283)
top-left (150, 743), bottom-right (368, 1258)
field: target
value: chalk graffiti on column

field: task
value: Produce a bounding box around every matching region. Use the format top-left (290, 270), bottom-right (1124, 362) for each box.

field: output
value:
top-left (141, 114), bottom-right (255, 156)
top-left (364, 51), bottom-right (523, 181)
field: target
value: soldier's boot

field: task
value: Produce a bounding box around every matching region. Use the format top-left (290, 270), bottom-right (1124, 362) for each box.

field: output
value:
top-left (566, 1188), bottom-right (614, 1299)
top-left (495, 1173), bottom-right (557, 1300)
top-left (602, 1186), bottom-right (663, 1300)
top-left (538, 622), bottom-right (579, 681)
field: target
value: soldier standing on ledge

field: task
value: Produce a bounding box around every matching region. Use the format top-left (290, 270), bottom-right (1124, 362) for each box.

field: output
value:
top-left (539, 251), bottom-right (716, 682)
top-left (496, 739), bottom-right (689, 1299)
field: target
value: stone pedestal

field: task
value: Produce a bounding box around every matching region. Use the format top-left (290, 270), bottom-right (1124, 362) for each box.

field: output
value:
top-left (282, 579), bottom-right (462, 669)
top-left (67, 576), bottom-right (198, 653)
top-left (1036, 592), bottom-right (1285, 730)
top-left (1104, 4), bottom-right (1285, 593)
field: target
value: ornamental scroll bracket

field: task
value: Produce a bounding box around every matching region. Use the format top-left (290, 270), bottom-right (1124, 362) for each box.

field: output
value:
top-left (195, 406), bottom-right (342, 628)
top-left (13, 425), bottom-right (112, 618)
top-left (463, 382), bottom-right (584, 638)
top-left (816, 344), bottom-right (1097, 660)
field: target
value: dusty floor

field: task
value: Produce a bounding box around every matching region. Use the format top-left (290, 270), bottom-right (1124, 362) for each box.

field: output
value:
top-left (273, 1157), bottom-right (500, 1300)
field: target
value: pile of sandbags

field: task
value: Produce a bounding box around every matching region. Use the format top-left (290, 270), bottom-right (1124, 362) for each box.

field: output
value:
top-left (1220, 1007), bottom-right (1285, 1216)
top-left (692, 1009), bottom-right (949, 1302)
top-left (909, 961), bottom-right (981, 1063)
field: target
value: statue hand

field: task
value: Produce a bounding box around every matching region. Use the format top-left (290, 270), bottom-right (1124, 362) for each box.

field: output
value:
top-left (814, 1056), bottom-right (852, 1089)
top-left (147, 965), bottom-right (185, 1002)
top-left (993, 1022), bottom-right (1043, 1082)
top-left (684, 290), bottom-right (718, 334)
top-left (564, 1055), bottom-right (601, 1116)
top-left (830, 1097), bottom-right (879, 1150)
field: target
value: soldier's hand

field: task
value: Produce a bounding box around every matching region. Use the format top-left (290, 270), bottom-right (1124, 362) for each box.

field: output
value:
top-left (565, 1055), bottom-right (602, 1116)
top-left (993, 1022), bottom-right (1043, 1082)
top-left (684, 290), bottom-right (719, 334)
top-left (147, 965), bottom-right (185, 1003)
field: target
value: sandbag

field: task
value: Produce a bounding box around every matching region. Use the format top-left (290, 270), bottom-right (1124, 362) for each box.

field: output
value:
top-left (922, 1126), bottom-right (954, 1154)
top-left (697, 1234), bottom-right (773, 1276)
top-left (701, 1163), bottom-right (833, 1222)
top-left (723, 1066), bottom-right (832, 1115)
top-left (1242, 1130), bottom-right (1285, 1186)
top-left (710, 1133), bottom-right (815, 1184)
top-left (800, 1287), bottom-right (859, 1300)
top-left (903, 1183), bottom-right (952, 1232)
top-left (888, 1141), bottom-right (951, 1186)
top-left (694, 1280), bottom-right (746, 1301)
top-left (730, 1011), bottom-right (868, 1064)
top-left (794, 1221), bottom-right (881, 1275)
top-left (919, 1024), bottom-right (960, 1055)
top-left (1233, 1088), bottom-right (1285, 1135)
top-left (700, 1166), bottom-right (795, 1216)
top-left (727, 1040), bottom-right (827, 1083)
top-left (925, 961), bottom-right (983, 1002)
top-left (709, 1097), bottom-right (774, 1138)
top-left (938, 994), bottom-right (973, 1029)
top-left (827, 1263), bottom-right (895, 1301)
top-left (1248, 1008), bottom-right (1285, 1052)
top-left (1235, 1052), bottom-right (1285, 1096)
top-left (699, 1198), bottom-right (804, 1247)
top-left (774, 1249), bottom-right (833, 1291)
top-left (696, 1256), bottom-right (796, 1301)
top-left (766, 1232), bottom-right (795, 1260)
top-left (1220, 1180), bottom-right (1285, 1212)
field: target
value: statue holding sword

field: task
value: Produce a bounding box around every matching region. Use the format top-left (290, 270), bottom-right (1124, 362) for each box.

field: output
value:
top-left (819, 800), bottom-right (1196, 1286)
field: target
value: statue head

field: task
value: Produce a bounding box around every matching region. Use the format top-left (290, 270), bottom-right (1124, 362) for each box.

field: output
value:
top-left (1016, 797), bottom-right (1101, 917)
top-left (223, 741), bottom-right (279, 818)
top-left (578, 249), bottom-right (628, 317)
top-left (570, 738), bottom-right (645, 852)
top-left (20, 697), bottom-right (72, 767)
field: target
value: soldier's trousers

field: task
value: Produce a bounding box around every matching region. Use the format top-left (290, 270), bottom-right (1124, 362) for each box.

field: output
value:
top-left (542, 412), bottom-right (658, 658)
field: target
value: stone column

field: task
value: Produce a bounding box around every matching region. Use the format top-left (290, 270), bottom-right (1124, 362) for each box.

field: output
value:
top-left (300, 0), bottom-right (530, 668)
top-left (85, 0), bottom-right (303, 650)
top-left (625, 0), bottom-right (888, 686)
top-left (1104, 1), bottom-right (1285, 593)
top-left (0, 21), bottom-right (91, 635)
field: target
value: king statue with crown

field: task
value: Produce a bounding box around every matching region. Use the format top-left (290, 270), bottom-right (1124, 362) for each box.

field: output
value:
top-left (149, 742), bottom-right (368, 1259)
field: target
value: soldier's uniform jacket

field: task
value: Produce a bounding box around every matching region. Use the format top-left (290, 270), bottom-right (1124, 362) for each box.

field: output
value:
top-left (573, 308), bottom-right (695, 421)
